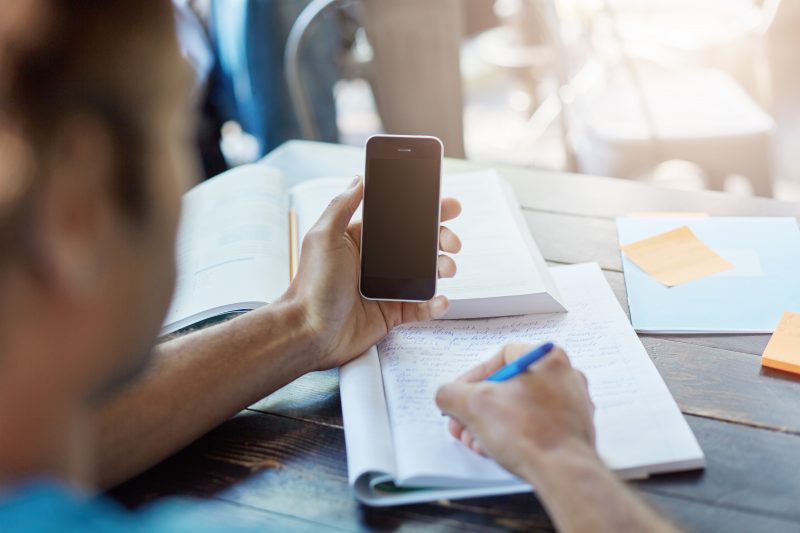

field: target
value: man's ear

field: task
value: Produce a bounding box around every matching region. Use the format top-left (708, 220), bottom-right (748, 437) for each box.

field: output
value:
top-left (33, 113), bottom-right (118, 299)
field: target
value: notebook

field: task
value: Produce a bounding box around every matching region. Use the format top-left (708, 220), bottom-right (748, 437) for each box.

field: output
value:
top-left (340, 263), bottom-right (705, 506)
top-left (617, 217), bottom-right (800, 333)
top-left (162, 166), bottom-right (565, 336)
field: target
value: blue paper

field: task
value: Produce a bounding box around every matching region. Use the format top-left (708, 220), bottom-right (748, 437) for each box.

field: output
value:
top-left (617, 217), bottom-right (800, 333)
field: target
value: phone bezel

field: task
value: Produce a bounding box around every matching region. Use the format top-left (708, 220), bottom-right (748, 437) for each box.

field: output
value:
top-left (358, 134), bottom-right (443, 303)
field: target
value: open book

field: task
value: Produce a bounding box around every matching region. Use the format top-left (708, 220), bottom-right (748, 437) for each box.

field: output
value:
top-left (162, 165), bottom-right (564, 335)
top-left (341, 263), bottom-right (705, 506)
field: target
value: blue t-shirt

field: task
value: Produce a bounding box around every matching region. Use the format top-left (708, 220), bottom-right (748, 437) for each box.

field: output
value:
top-left (0, 481), bottom-right (257, 532)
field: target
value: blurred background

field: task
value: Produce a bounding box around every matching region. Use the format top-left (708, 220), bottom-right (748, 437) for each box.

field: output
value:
top-left (177, 0), bottom-right (799, 199)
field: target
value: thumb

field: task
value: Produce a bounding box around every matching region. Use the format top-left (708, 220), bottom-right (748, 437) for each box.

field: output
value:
top-left (316, 175), bottom-right (362, 235)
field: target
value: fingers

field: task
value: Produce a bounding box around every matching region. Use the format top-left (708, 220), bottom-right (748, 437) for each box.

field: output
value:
top-left (448, 417), bottom-right (464, 440)
top-left (454, 425), bottom-right (484, 455)
top-left (577, 369), bottom-right (595, 418)
top-left (313, 176), bottom-right (363, 236)
top-left (471, 439), bottom-right (486, 456)
top-left (346, 202), bottom-right (461, 254)
top-left (435, 381), bottom-right (475, 422)
top-left (438, 254), bottom-right (457, 278)
top-left (461, 426), bottom-right (477, 450)
top-left (439, 226), bottom-right (461, 253)
top-left (538, 346), bottom-right (572, 373)
top-left (400, 295), bottom-right (450, 323)
top-left (457, 351), bottom-right (509, 382)
top-left (346, 220), bottom-right (362, 245)
top-left (440, 197), bottom-right (461, 222)
top-left (449, 418), bottom-right (474, 450)
top-left (578, 370), bottom-right (589, 391)
top-left (456, 343), bottom-right (536, 383)
top-left (438, 345), bottom-right (596, 464)
top-left (502, 343), bottom-right (541, 364)
top-left (438, 381), bottom-right (498, 456)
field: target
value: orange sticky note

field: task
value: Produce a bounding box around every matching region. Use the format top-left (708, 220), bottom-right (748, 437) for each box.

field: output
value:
top-left (627, 212), bottom-right (710, 219)
top-left (620, 226), bottom-right (734, 287)
top-left (762, 311), bottom-right (800, 374)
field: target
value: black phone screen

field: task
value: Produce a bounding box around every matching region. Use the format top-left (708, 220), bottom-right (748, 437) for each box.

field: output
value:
top-left (360, 137), bottom-right (441, 301)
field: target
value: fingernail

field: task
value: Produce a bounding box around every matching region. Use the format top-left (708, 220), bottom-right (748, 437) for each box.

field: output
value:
top-left (430, 296), bottom-right (449, 319)
top-left (349, 175), bottom-right (361, 188)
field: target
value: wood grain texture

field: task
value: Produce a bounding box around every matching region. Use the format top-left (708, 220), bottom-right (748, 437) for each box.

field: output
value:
top-left (528, 211), bottom-right (623, 271)
top-left (111, 411), bottom-right (555, 532)
top-left (248, 369), bottom-right (342, 428)
top-left (180, 498), bottom-right (347, 533)
top-left (637, 416), bottom-right (800, 524)
top-left (110, 410), bottom-right (800, 531)
top-left (500, 164), bottom-right (800, 220)
top-left (640, 493), bottom-right (800, 533)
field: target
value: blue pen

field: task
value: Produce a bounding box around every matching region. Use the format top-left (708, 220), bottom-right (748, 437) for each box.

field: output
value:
top-left (486, 342), bottom-right (555, 382)
top-left (440, 342), bottom-right (557, 418)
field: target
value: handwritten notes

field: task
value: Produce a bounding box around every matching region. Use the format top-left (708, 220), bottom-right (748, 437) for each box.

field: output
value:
top-left (620, 226), bottom-right (734, 287)
top-left (762, 311), bottom-right (800, 375)
top-left (372, 263), bottom-right (702, 485)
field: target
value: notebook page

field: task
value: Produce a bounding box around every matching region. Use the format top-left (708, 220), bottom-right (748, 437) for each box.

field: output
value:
top-left (339, 347), bottom-right (397, 484)
top-left (163, 165), bottom-right (290, 333)
top-left (377, 263), bottom-right (703, 486)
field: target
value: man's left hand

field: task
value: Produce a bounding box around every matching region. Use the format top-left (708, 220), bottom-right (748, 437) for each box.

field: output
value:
top-left (285, 176), bottom-right (461, 371)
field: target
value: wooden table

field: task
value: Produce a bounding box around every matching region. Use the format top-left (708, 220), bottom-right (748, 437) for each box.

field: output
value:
top-left (110, 141), bottom-right (800, 532)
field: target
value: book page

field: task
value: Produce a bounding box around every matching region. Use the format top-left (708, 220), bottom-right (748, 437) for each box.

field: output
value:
top-left (376, 263), bottom-right (703, 486)
top-left (290, 172), bottom-right (551, 304)
top-left (290, 177), bottom-right (360, 244)
top-left (436, 171), bottom-right (547, 301)
top-left (163, 165), bottom-right (291, 333)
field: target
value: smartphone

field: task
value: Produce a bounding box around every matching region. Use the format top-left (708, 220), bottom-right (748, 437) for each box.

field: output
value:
top-left (359, 135), bottom-right (443, 302)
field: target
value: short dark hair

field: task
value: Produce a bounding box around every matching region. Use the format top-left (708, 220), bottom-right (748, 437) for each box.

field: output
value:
top-left (0, 0), bottom-right (176, 261)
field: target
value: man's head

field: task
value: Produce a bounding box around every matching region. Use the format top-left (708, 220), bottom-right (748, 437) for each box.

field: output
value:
top-left (0, 0), bottom-right (196, 403)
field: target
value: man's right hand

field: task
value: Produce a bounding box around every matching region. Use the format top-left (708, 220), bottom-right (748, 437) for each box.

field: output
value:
top-left (435, 344), bottom-right (598, 484)
top-left (438, 345), bottom-right (679, 532)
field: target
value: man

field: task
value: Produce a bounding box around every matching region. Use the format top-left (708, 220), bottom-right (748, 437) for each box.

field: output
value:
top-left (0, 1), bottom-right (674, 531)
